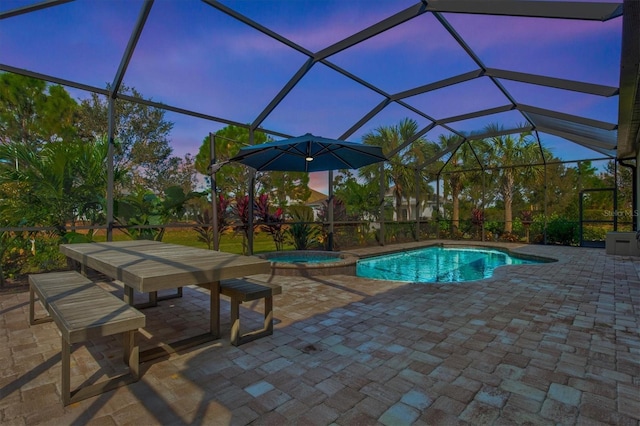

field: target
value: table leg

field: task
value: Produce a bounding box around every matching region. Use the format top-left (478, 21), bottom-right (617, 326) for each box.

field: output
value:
top-left (156, 287), bottom-right (183, 302)
top-left (120, 282), bottom-right (158, 309)
top-left (148, 291), bottom-right (158, 306)
top-left (210, 281), bottom-right (220, 338)
top-left (138, 281), bottom-right (221, 363)
top-left (123, 285), bottom-right (134, 305)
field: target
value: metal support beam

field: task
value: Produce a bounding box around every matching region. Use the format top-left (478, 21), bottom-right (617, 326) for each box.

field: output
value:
top-left (111, 0), bottom-right (153, 97)
top-left (209, 133), bottom-right (219, 251)
top-left (485, 68), bottom-right (619, 97)
top-left (436, 174), bottom-right (441, 239)
top-left (437, 105), bottom-right (514, 125)
top-left (251, 58), bottom-right (315, 131)
top-left (616, 0), bottom-right (640, 158)
top-left (379, 162), bottom-right (386, 246)
top-left (106, 98), bottom-right (116, 242)
top-left (415, 168), bottom-right (420, 241)
top-left (393, 69), bottom-right (483, 100)
top-left (423, 0), bottom-right (623, 21)
top-left (0, 0), bottom-right (73, 20)
top-left (314, 3), bottom-right (427, 60)
top-left (248, 130), bottom-right (255, 255)
top-left (519, 104), bottom-right (618, 131)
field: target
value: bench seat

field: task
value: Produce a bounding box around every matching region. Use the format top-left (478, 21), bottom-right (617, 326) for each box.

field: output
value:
top-left (219, 278), bottom-right (282, 346)
top-left (29, 271), bottom-right (145, 405)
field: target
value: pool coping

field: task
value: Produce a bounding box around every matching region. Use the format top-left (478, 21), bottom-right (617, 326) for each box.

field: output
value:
top-left (256, 250), bottom-right (359, 277)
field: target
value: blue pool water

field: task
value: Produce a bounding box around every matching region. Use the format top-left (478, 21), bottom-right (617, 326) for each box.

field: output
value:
top-left (356, 246), bottom-right (543, 283)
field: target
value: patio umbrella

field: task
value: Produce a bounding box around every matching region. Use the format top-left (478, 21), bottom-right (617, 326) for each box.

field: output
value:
top-left (229, 133), bottom-right (387, 172)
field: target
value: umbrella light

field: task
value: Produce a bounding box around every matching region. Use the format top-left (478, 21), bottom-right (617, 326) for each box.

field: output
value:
top-left (229, 133), bottom-right (387, 172)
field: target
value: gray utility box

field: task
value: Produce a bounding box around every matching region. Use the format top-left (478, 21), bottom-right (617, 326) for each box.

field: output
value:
top-left (605, 232), bottom-right (640, 256)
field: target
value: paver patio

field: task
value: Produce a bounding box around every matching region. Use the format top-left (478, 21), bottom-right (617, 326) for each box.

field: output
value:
top-left (0, 241), bottom-right (638, 425)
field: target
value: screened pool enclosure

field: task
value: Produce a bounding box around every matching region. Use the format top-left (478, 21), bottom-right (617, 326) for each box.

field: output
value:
top-left (1, 0), bottom-right (639, 255)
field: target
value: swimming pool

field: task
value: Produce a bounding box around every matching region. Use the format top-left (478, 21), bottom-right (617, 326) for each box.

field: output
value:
top-left (258, 251), bottom-right (358, 277)
top-left (356, 246), bottom-right (546, 283)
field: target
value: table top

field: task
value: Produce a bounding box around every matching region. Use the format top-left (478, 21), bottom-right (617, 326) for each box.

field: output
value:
top-left (60, 241), bottom-right (271, 293)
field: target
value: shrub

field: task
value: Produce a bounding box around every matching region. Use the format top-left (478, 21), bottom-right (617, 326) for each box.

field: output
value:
top-left (546, 216), bottom-right (579, 246)
top-left (286, 205), bottom-right (320, 250)
top-left (499, 232), bottom-right (520, 242)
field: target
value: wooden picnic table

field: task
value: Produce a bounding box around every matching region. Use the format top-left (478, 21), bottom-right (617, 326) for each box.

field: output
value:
top-left (60, 240), bottom-right (271, 361)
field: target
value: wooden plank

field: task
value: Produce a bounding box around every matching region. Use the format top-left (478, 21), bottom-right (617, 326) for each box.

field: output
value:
top-left (60, 242), bottom-right (271, 293)
top-left (29, 272), bottom-right (95, 325)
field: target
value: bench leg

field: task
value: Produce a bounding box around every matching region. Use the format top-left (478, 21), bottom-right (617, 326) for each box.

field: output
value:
top-left (264, 296), bottom-right (274, 336)
top-left (123, 330), bottom-right (140, 380)
top-left (61, 330), bottom-right (141, 406)
top-left (229, 296), bottom-right (274, 347)
top-left (29, 286), bottom-right (53, 325)
top-left (229, 299), bottom-right (241, 346)
top-left (61, 337), bottom-right (71, 406)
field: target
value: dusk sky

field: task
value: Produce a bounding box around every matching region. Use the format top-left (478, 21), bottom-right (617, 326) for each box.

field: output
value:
top-left (0, 0), bottom-right (623, 194)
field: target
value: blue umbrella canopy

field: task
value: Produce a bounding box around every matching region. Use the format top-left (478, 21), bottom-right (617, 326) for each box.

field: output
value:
top-left (229, 133), bottom-right (387, 172)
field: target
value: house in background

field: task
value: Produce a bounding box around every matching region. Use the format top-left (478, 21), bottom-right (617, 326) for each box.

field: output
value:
top-left (385, 186), bottom-right (443, 222)
top-left (297, 186), bottom-right (443, 223)
top-left (304, 189), bottom-right (328, 220)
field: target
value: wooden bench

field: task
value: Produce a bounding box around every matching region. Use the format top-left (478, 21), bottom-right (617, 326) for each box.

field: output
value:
top-left (29, 271), bottom-right (146, 405)
top-left (219, 279), bottom-right (282, 346)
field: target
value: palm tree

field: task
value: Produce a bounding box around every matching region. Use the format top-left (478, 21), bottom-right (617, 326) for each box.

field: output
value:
top-left (404, 138), bottom-right (439, 220)
top-left (360, 118), bottom-right (427, 221)
top-left (483, 123), bottom-right (540, 233)
top-left (0, 138), bottom-right (114, 236)
top-left (436, 134), bottom-right (471, 233)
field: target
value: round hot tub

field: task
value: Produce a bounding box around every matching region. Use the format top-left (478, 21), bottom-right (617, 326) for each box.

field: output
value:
top-left (257, 250), bottom-right (358, 277)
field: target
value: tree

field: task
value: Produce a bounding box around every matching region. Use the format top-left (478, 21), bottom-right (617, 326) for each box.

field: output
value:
top-left (77, 84), bottom-right (195, 194)
top-left (265, 172), bottom-right (311, 207)
top-left (483, 124), bottom-right (540, 233)
top-left (360, 118), bottom-right (429, 221)
top-left (436, 134), bottom-right (475, 232)
top-left (604, 160), bottom-right (633, 215)
top-left (333, 171), bottom-right (380, 220)
top-left (402, 137), bottom-right (439, 220)
top-left (194, 125), bottom-right (311, 204)
top-left (114, 186), bottom-right (202, 241)
top-left (0, 73), bottom-right (79, 150)
top-left (0, 138), bottom-right (115, 236)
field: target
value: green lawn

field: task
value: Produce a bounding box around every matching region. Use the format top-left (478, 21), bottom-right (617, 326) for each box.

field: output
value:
top-left (95, 228), bottom-right (292, 254)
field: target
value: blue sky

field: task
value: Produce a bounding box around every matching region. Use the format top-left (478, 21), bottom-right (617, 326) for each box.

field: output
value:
top-left (0, 0), bottom-right (623, 193)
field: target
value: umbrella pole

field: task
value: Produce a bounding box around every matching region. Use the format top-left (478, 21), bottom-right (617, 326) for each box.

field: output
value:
top-left (328, 171), bottom-right (334, 251)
